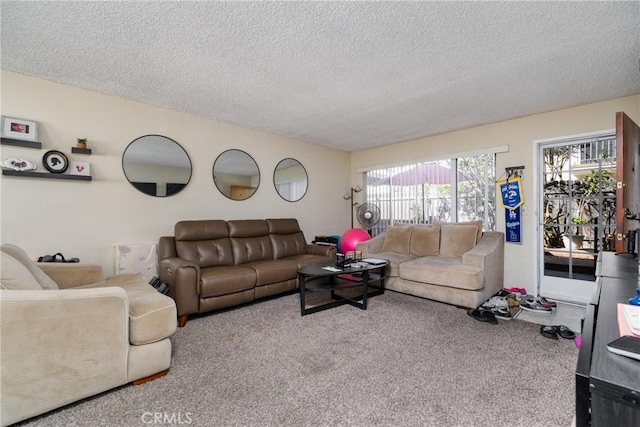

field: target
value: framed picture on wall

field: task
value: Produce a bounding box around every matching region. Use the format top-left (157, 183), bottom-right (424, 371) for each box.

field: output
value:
top-left (70, 161), bottom-right (91, 176)
top-left (1, 116), bottom-right (39, 141)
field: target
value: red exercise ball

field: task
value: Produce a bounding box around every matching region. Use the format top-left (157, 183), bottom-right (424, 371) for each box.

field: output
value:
top-left (340, 228), bottom-right (371, 253)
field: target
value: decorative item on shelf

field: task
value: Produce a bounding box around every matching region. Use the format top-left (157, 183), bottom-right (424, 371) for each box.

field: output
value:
top-left (76, 138), bottom-right (87, 149)
top-left (70, 161), bottom-right (90, 177)
top-left (1, 116), bottom-right (38, 142)
top-left (1, 158), bottom-right (36, 172)
top-left (42, 150), bottom-right (69, 174)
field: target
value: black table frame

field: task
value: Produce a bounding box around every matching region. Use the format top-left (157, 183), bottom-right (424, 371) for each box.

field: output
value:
top-left (298, 261), bottom-right (388, 316)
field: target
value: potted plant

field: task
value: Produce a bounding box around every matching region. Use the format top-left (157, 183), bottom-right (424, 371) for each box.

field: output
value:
top-left (76, 138), bottom-right (87, 149)
top-left (563, 216), bottom-right (586, 250)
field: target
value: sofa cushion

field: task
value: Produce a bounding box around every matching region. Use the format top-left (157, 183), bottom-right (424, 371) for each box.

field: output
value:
top-left (82, 274), bottom-right (177, 345)
top-left (175, 239), bottom-right (234, 268)
top-left (0, 252), bottom-right (42, 290)
top-left (439, 224), bottom-right (479, 258)
top-left (228, 219), bottom-right (269, 238)
top-left (381, 226), bottom-right (412, 254)
top-left (231, 236), bottom-right (274, 265)
top-left (266, 218), bottom-right (301, 234)
top-left (409, 225), bottom-right (441, 257)
top-left (270, 233), bottom-right (308, 259)
top-left (1, 244), bottom-right (59, 290)
top-left (174, 220), bottom-right (234, 268)
top-left (199, 266), bottom-right (256, 297)
top-left (399, 257), bottom-right (483, 291)
top-left (359, 251), bottom-right (416, 277)
top-left (434, 219), bottom-right (483, 243)
top-left (175, 220), bottom-right (228, 241)
top-left (243, 259), bottom-right (298, 286)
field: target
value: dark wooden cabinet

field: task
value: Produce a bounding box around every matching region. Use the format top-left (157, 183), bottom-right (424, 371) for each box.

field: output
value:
top-left (576, 252), bottom-right (640, 426)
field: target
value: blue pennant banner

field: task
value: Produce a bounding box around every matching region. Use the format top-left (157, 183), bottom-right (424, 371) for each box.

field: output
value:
top-left (505, 206), bottom-right (522, 244)
top-left (497, 176), bottom-right (524, 210)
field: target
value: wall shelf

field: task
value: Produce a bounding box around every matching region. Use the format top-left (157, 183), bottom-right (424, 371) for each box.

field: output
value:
top-left (2, 169), bottom-right (92, 181)
top-left (71, 147), bottom-right (92, 155)
top-left (1, 137), bottom-right (42, 149)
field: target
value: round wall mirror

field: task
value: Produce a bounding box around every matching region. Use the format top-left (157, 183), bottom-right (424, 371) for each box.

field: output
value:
top-left (273, 158), bottom-right (308, 202)
top-left (213, 149), bottom-right (260, 200)
top-left (122, 135), bottom-right (192, 197)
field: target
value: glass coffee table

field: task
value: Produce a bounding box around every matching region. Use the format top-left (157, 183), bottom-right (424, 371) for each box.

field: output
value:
top-left (297, 260), bottom-right (389, 316)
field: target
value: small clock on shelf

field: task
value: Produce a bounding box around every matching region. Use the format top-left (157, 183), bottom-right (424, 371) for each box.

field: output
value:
top-left (42, 150), bottom-right (69, 174)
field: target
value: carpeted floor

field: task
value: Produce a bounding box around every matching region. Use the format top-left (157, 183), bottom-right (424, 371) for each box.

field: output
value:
top-left (19, 291), bottom-right (578, 427)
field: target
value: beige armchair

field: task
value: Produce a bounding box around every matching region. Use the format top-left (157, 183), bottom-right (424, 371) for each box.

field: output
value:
top-left (0, 244), bottom-right (177, 426)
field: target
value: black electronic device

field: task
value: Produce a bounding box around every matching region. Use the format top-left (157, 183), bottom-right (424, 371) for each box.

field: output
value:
top-left (607, 335), bottom-right (640, 361)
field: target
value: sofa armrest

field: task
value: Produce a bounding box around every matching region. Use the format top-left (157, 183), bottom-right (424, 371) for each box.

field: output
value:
top-left (356, 233), bottom-right (385, 253)
top-left (39, 263), bottom-right (105, 289)
top-left (462, 231), bottom-right (504, 296)
top-left (305, 243), bottom-right (336, 259)
top-left (159, 257), bottom-right (201, 317)
top-left (0, 288), bottom-right (129, 425)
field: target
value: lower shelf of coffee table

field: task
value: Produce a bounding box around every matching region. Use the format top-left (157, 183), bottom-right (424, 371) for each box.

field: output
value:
top-left (303, 274), bottom-right (382, 291)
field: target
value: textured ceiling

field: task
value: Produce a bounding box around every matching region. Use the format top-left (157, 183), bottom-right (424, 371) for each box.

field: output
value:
top-left (1, 1), bottom-right (639, 152)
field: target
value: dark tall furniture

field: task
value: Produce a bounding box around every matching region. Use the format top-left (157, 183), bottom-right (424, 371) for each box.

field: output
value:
top-left (576, 252), bottom-right (640, 426)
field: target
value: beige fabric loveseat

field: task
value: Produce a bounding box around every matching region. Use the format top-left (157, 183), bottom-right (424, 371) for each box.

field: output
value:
top-left (356, 221), bottom-right (504, 309)
top-left (0, 244), bottom-right (177, 426)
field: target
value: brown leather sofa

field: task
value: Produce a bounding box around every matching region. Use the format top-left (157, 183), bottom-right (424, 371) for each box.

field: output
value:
top-left (158, 218), bottom-right (335, 326)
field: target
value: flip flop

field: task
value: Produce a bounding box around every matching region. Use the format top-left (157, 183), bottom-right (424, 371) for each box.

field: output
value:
top-left (481, 309), bottom-right (499, 324)
top-left (466, 308), bottom-right (499, 324)
top-left (467, 308), bottom-right (488, 323)
top-left (540, 325), bottom-right (559, 340)
top-left (554, 325), bottom-right (575, 340)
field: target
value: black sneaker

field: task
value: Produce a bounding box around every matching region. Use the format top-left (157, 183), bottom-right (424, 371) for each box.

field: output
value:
top-left (491, 306), bottom-right (513, 320)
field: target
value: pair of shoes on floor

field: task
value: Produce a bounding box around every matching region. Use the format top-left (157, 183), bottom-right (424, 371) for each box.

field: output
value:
top-left (481, 296), bottom-right (508, 309)
top-left (504, 287), bottom-right (527, 295)
top-left (540, 325), bottom-right (576, 340)
top-left (467, 308), bottom-right (499, 325)
top-left (480, 296), bottom-right (512, 319)
top-left (520, 295), bottom-right (555, 314)
top-left (149, 276), bottom-right (169, 295)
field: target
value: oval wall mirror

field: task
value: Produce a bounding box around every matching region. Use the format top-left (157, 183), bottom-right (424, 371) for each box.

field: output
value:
top-left (122, 135), bottom-right (192, 197)
top-left (273, 158), bottom-right (308, 202)
top-left (213, 149), bottom-right (260, 200)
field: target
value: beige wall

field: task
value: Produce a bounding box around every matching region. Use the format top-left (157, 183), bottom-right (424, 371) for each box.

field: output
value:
top-left (3, 70), bottom-right (638, 295)
top-left (351, 94), bottom-right (640, 294)
top-left (0, 71), bottom-right (351, 275)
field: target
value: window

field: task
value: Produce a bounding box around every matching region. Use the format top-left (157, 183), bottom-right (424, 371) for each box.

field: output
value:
top-left (578, 136), bottom-right (616, 165)
top-left (364, 153), bottom-right (496, 236)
